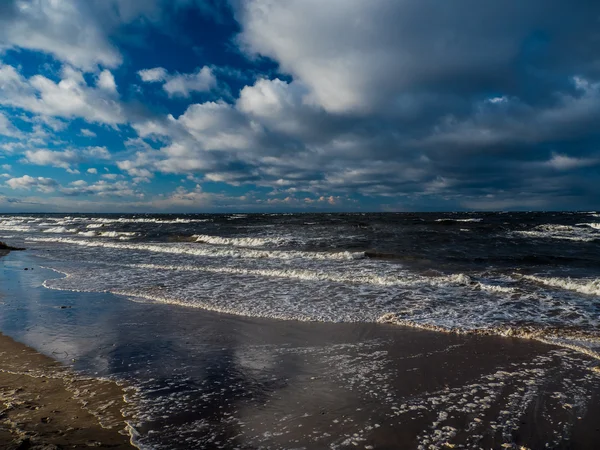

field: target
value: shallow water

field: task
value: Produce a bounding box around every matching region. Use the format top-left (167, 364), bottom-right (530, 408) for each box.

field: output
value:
top-left (1, 251), bottom-right (600, 449)
top-left (1, 212), bottom-right (600, 358)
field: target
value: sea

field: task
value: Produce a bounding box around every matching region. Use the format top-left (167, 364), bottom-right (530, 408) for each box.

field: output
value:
top-left (1, 211), bottom-right (599, 448)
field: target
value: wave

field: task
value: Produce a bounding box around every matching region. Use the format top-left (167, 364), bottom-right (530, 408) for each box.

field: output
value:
top-left (26, 237), bottom-right (366, 261)
top-left (103, 263), bottom-right (516, 298)
top-left (99, 231), bottom-right (138, 239)
top-left (193, 234), bottom-right (288, 248)
top-left (38, 260), bottom-right (598, 363)
top-left (377, 313), bottom-right (600, 360)
top-left (435, 218), bottom-right (482, 223)
top-left (42, 227), bottom-right (78, 234)
top-left (512, 224), bottom-right (599, 242)
top-left (520, 274), bottom-right (600, 296)
top-left (77, 231), bottom-right (138, 239)
top-left (89, 217), bottom-right (211, 224)
top-left (578, 223), bottom-right (600, 230)
top-left (0, 225), bottom-right (32, 232)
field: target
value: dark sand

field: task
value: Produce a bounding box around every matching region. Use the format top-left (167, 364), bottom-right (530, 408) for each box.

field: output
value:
top-left (0, 332), bottom-right (134, 449)
top-left (0, 250), bottom-right (600, 448)
top-left (0, 249), bottom-right (133, 449)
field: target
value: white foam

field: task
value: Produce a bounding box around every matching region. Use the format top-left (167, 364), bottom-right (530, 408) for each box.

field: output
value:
top-left (26, 237), bottom-right (366, 261)
top-left (436, 218), bottom-right (482, 223)
top-left (99, 231), bottom-right (138, 239)
top-left (78, 230), bottom-right (138, 239)
top-left (193, 234), bottom-right (287, 248)
top-left (0, 225), bottom-right (32, 232)
top-left (520, 274), bottom-right (600, 296)
top-left (578, 222), bottom-right (600, 230)
top-left (42, 227), bottom-right (78, 234)
top-left (512, 224), bottom-right (598, 242)
top-left (92, 217), bottom-right (210, 224)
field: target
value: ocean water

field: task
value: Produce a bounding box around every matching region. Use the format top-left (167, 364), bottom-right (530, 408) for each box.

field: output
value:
top-left (1, 211), bottom-right (600, 449)
top-left (1, 211), bottom-right (600, 358)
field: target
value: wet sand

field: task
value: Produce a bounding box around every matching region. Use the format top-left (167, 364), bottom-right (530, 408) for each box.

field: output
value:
top-left (0, 250), bottom-right (600, 448)
top-left (0, 333), bottom-right (134, 449)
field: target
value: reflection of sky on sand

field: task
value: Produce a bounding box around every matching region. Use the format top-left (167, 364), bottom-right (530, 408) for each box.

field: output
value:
top-left (1, 251), bottom-right (600, 449)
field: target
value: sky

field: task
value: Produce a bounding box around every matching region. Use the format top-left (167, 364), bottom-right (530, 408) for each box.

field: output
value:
top-left (0, 0), bottom-right (599, 213)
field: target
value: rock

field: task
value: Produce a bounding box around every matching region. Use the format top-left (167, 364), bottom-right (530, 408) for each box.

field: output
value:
top-left (0, 241), bottom-right (25, 251)
top-left (9, 437), bottom-right (31, 450)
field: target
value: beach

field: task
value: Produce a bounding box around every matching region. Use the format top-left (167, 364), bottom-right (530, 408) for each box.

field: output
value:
top-left (0, 332), bottom-right (133, 449)
top-left (1, 245), bottom-right (600, 449)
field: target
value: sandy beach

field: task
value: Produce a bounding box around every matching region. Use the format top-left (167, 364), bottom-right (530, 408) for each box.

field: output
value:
top-left (0, 332), bottom-right (134, 449)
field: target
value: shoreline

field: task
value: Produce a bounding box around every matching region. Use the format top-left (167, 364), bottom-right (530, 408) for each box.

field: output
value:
top-left (0, 248), bottom-right (135, 450)
top-left (1, 250), bottom-right (600, 448)
top-left (0, 332), bottom-right (135, 450)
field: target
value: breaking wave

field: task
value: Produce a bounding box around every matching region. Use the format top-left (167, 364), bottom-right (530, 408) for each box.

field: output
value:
top-left (26, 237), bottom-right (366, 261)
top-left (520, 274), bottom-right (600, 296)
top-left (193, 234), bottom-right (288, 248)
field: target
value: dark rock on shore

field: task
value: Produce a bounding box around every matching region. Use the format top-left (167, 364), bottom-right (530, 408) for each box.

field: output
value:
top-left (0, 241), bottom-right (25, 251)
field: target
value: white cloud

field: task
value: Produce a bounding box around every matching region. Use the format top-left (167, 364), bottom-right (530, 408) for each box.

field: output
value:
top-left (1, 164), bottom-right (11, 171)
top-left (84, 146), bottom-right (111, 159)
top-left (0, 111), bottom-right (22, 138)
top-left (237, 78), bottom-right (316, 135)
top-left (80, 128), bottom-right (97, 137)
top-left (544, 153), bottom-right (597, 171)
top-left (117, 151), bottom-right (157, 178)
top-left (23, 146), bottom-right (112, 171)
top-left (138, 66), bottom-right (217, 97)
top-left (6, 175), bottom-right (58, 192)
top-left (138, 67), bottom-right (168, 82)
top-left (61, 179), bottom-right (137, 197)
top-left (23, 148), bottom-right (79, 170)
top-left (87, 168), bottom-right (98, 174)
top-left (0, 62), bottom-right (126, 125)
top-left (0, 0), bottom-right (122, 71)
top-left (97, 70), bottom-right (117, 93)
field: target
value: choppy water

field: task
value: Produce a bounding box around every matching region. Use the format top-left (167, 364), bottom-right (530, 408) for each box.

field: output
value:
top-left (2, 212), bottom-right (600, 449)
top-left (1, 211), bottom-right (600, 359)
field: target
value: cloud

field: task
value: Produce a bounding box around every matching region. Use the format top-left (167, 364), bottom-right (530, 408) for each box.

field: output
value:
top-left (23, 146), bottom-right (112, 171)
top-left (0, 1), bottom-right (121, 70)
top-left (138, 67), bottom-right (168, 83)
top-left (0, 63), bottom-right (126, 125)
top-left (6, 175), bottom-right (58, 192)
top-left (2, 1), bottom-right (600, 211)
top-left (138, 66), bottom-right (216, 97)
top-left (80, 128), bottom-right (97, 137)
top-left (97, 70), bottom-right (117, 93)
top-left (544, 153), bottom-right (598, 171)
top-left (61, 179), bottom-right (138, 197)
top-left (87, 168), bottom-right (98, 174)
top-left (0, 111), bottom-right (22, 138)
top-left (234, 0), bottom-right (600, 114)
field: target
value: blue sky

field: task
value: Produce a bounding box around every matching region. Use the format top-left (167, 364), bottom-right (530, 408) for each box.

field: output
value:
top-left (0, 0), bottom-right (599, 212)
